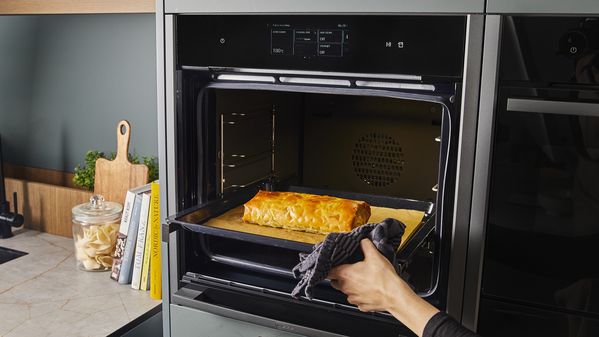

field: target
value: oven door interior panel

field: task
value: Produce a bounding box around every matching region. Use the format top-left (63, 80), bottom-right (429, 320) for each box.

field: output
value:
top-left (482, 87), bottom-right (599, 316)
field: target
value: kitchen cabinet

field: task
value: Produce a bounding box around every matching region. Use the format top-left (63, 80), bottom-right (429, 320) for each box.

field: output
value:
top-left (0, 0), bottom-right (154, 14)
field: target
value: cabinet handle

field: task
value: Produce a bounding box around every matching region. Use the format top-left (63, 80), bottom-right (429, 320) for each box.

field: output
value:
top-left (507, 98), bottom-right (599, 117)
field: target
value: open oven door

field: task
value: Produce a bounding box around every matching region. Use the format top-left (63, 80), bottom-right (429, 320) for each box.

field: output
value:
top-left (166, 66), bottom-right (462, 337)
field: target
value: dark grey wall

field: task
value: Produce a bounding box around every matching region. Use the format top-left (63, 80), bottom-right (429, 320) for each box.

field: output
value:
top-left (0, 14), bottom-right (157, 172)
top-left (0, 16), bottom-right (38, 167)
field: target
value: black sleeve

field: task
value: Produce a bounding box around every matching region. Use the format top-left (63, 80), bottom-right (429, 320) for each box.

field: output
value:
top-left (423, 312), bottom-right (480, 337)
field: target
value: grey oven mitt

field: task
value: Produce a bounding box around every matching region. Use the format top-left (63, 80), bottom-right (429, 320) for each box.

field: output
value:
top-left (291, 218), bottom-right (406, 299)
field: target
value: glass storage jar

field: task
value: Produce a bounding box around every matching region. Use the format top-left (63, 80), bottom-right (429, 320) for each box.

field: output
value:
top-left (72, 195), bottom-right (122, 271)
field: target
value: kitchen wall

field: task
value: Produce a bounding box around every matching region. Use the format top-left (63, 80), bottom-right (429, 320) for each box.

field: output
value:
top-left (0, 16), bottom-right (38, 167)
top-left (0, 14), bottom-right (157, 173)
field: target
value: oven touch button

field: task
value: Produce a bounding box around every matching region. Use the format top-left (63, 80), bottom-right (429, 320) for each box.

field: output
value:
top-left (294, 29), bottom-right (317, 57)
top-left (318, 29), bottom-right (343, 43)
top-left (318, 43), bottom-right (342, 57)
top-left (317, 29), bottom-right (344, 57)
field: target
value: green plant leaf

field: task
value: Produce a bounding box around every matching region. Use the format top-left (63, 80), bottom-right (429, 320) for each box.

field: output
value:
top-left (73, 150), bottom-right (159, 190)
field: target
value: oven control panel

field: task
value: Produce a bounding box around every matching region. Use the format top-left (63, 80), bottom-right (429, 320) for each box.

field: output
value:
top-left (177, 15), bottom-right (467, 77)
top-left (270, 24), bottom-right (350, 58)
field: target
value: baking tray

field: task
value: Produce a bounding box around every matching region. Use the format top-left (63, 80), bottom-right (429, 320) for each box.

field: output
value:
top-left (169, 185), bottom-right (436, 259)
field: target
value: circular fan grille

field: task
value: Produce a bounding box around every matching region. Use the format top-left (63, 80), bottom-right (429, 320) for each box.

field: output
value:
top-left (352, 132), bottom-right (404, 187)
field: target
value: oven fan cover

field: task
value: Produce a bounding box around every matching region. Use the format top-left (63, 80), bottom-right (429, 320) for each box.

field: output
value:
top-left (352, 132), bottom-right (404, 187)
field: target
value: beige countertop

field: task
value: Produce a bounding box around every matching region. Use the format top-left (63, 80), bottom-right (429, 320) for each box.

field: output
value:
top-left (0, 229), bottom-right (160, 337)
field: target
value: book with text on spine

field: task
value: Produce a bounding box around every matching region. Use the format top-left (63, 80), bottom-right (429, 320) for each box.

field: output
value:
top-left (139, 190), bottom-right (153, 291)
top-left (131, 192), bottom-right (151, 290)
top-left (111, 184), bottom-right (151, 283)
top-left (149, 181), bottom-right (162, 299)
top-left (139, 227), bottom-right (152, 291)
top-left (110, 190), bottom-right (136, 281)
top-left (118, 184), bottom-right (151, 284)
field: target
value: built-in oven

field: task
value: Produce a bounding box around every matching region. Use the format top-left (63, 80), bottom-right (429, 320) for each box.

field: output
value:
top-left (475, 16), bottom-right (599, 337)
top-left (161, 14), bottom-right (482, 337)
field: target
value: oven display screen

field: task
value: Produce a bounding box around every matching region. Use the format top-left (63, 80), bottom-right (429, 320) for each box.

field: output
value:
top-left (270, 24), bottom-right (349, 58)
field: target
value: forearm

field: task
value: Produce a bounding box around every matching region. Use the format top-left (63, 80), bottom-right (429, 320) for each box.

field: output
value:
top-left (384, 276), bottom-right (440, 337)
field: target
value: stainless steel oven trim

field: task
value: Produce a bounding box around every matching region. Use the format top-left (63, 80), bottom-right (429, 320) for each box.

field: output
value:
top-left (213, 79), bottom-right (439, 95)
top-left (157, 3), bottom-right (172, 335)
top-left (212, 71), bottom-right (439, 91)
top-left (201, 80), bottom-right (450, 105)
top-left (165, 0), bottom-right (485, 14)
top-left (182, 65), bottom-right (423, 81)
top-left (486, 0), bottom-right (599, 15)
top-left (217, 74), bottom-right (277, 83)
top-left (163, 14), bottom-right (176, 337)
top-left (355, 80), bottom-right (436, 91)
top-left (168, 230), bottom-right (179, 296)
top-left (506, 98), bottom-right (599, 117)
top-left (445, 14), bottom-right (484, 321)
top-left (164, 15), bottom-right (177, 219)
top-left (461, 15), bottom-right (503, 331)
top-left (279, 76), bottom-right (352, 86)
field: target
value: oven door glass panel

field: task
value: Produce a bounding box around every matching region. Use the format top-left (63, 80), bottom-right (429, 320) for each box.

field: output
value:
top-left (483, 87), bottom-right (599, 316)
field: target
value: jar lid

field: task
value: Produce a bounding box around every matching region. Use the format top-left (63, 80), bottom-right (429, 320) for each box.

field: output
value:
top-left (72, 195), bottom-right (122, 223)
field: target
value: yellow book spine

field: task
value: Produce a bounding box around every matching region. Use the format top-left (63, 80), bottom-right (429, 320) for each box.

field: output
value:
top-left (149, 181), bottom-right (162, 300)
top-left (139, 204), bottom-right (152, 291)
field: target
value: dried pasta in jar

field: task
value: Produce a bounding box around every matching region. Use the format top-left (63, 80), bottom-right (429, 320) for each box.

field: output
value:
top-left (72, 196), bottom-right (122, 271)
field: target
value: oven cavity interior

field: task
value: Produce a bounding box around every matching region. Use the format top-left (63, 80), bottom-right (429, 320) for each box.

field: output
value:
top-left (211, 88), bottom-right (442, 202)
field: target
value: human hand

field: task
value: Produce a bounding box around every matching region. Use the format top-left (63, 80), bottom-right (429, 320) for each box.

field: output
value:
top-left (328, 238), bottom-right (440, 337)
top-left (327, 239), bottom-right (404, 312)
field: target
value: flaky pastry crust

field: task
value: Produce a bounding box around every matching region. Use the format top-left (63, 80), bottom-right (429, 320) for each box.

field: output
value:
top-left (242, 190), bottom-right (371, 234)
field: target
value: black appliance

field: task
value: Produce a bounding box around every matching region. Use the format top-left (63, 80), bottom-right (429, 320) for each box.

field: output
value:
top-left (167, 15), bottom-right (468, 337)
top-left (0, 135), bottom-right (24, 238)
top-left (478, 16), bottom-right (599, 337)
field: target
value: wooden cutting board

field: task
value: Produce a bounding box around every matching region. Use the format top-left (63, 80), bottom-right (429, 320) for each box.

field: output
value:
top-left (94, 120), bottom-right (149, 205)
top-left (205, 206), bottom-right (426, 248)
